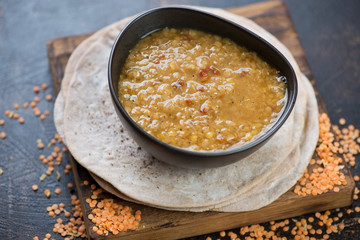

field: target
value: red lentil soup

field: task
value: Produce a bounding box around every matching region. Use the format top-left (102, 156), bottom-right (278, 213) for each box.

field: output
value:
top-left (118, 28), bottom-right (286, 151)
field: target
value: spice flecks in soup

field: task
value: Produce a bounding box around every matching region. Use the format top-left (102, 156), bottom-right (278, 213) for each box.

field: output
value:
top-left (118, 28), bottom-right (286, 151)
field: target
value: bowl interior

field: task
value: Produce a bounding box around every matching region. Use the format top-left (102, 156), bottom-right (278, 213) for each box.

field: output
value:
top-left (109, 6), bottom-right (297, 156)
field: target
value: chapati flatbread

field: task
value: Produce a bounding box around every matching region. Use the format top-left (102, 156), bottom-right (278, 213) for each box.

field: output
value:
top-left (54, 7), bottom-right (319, 212)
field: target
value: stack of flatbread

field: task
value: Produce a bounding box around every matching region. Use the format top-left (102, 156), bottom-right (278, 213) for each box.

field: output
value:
top-left (54, 7), bottom-right (319, 212)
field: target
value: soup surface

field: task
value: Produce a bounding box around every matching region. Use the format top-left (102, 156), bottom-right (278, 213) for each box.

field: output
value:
top-left (118, 28), bottom-right (286, 151)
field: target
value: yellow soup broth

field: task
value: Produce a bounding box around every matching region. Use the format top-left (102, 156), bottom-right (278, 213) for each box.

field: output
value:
top-left (118, 28), bottom-right (286, 151)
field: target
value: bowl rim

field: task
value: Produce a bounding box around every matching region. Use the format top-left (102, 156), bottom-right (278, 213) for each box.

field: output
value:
top-left (108, 5), bottom-right (298, 157)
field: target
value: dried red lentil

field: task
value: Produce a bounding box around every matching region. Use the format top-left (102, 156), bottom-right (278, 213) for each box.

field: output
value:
top-left (339, 118), bottom-right (346, 125)
top-left (0, 131), bottom-right (6, 139)
top-left (32, 184), bottom-right (39, 191)
top-left (33, 85), bottom-right (40, 93)
top-left (64, 211), bottom-right (71, 218)
top-left (44, 189), bottom-right (51, 198)
top-left (45, 94), bottom-right (53, 101)
top-left (33, 96), bottom-right (40, 103)
top-left (18, 117), bottom-right (25, 124)
top-left (54, 188), bottom-right (62, 195)
top-left (37, 139), bottom-right (44, 149)
top-left (33, 108), bottom-right (41, 117)
top-left (85, 185), bottom-right (142, 235)
top-left (30, 101), bottom-right (37, 108)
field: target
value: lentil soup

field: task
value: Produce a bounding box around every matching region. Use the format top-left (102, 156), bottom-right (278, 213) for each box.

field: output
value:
top-left (118, 28), bottom-right (287, 151)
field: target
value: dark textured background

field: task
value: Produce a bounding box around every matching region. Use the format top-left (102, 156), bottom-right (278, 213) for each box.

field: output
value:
top-left (0, 0), bottom-right (359, 239)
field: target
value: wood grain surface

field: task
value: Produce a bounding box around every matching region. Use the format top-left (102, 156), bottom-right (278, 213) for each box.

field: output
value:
top-left (46, 1), bottom-right (355, 239)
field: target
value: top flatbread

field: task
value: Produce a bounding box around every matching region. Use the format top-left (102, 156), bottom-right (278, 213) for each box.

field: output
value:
top-left (54, 7), bottom-right (319, 212)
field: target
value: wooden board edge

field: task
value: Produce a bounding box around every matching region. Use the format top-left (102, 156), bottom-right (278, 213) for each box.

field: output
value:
top-left (46, 40), bottom-right (60, 94)
top-left (227, 0), bottom-right (283, 18)
top-left (69, 156), bottom-right (93, 240)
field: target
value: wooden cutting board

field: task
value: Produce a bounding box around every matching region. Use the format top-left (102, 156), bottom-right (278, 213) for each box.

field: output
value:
top-left (46, 1), bottom-right (355, 239)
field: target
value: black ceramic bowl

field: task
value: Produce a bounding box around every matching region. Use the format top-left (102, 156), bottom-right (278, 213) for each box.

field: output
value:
top-left (108, 6), bottom-right (297, 169)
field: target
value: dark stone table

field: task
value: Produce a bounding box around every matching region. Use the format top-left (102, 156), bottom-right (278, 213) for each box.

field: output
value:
top-left (1, 0), bottom-right (359, 239)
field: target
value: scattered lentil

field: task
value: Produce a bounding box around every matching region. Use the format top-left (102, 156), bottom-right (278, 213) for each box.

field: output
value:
top-left (33, 108), bottom-right (41, 117)
top-left (0, 119), bottom-right (4, 125)
top-left (50, 139), bottom-right (56, 145)
top-left (37, 139), bottom-right (44, 149)
top-left (0, 132), bottom-right (6, 139)
top-left (40, 173), bottom-right (47, 181)
top-left (44, 189), bottom-right (51, 198)
top-left (18, 117), bottom-right (25, 124)
top-left (54, 188), bottom-right (62, 195)
top-left (32, 184), bottom-right (39, 191)
top-left (33, 96), bottom-right (41, 103)
top-left (64, 211), bottom-right (71, 218)
top-left (339, 118), bottom-right (346, 125)
top-left (8, 111), bottom-right (14, 118)
top-left (30, 101), bottom-right (37, 108)
top-left (33, 85), bottom-right (40, 93)
top-left (45, 94), bottom-right (53, 101)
